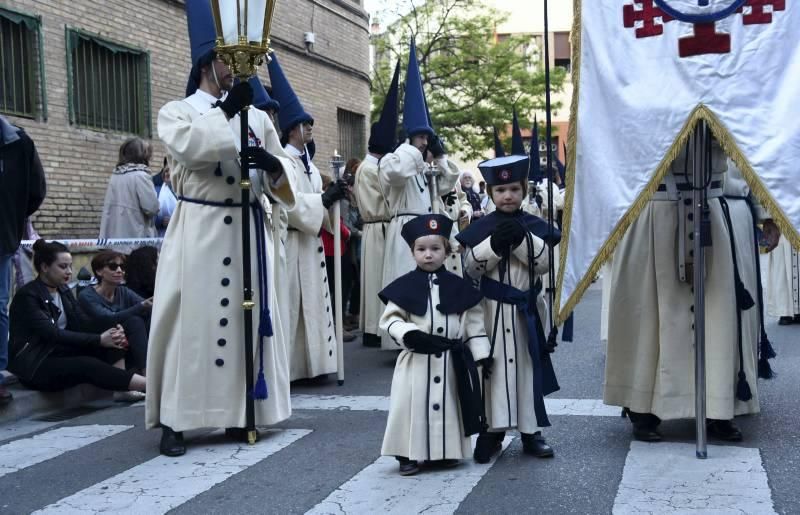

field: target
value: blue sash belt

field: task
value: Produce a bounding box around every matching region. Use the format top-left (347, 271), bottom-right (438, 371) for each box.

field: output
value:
top-left (480, 277), bottom-right (559, 428)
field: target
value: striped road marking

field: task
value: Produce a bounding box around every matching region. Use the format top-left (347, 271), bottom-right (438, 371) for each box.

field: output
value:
top-left (613, 441), bottom-right (776, 514)
top-left (291, 394), bottom-right (621, 417)
top-left (306, 435), bottom-right (513, 515)
top-left (34, 429), bottom-right (311, 514)
top-left (0, 425), bottom-right (132, 479)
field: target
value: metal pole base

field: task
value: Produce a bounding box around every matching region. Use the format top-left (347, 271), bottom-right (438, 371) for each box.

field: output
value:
top-left (696, 450), bottom-right (707, 460)
top-left (337, 380), bottom-right (344, 386)
top-left (247, 430), bottom-right (257, 445)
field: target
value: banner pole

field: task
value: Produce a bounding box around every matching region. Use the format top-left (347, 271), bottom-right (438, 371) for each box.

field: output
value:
top-left (692, 120), bottom-right (708, 459)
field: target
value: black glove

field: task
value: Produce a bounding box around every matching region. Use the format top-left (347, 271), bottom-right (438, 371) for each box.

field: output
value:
top-left (403, 330), bottom-right (431, 351)
top-left (508, 220), bottom-right (526, 248)
top-left (490, 220), bottom-right (517, 255)
top-left (441, 191), bottom-right (457, 207)
top-left (477, 357), bottom-right (494, 379)
top-left (321, 179), bottom-right (348, 209)
top-left (219, 81), bottom-right (253, 118)
top-left (244, 147), bottom-right (282, 176)
top-left (428, 134), bottom-right (446, 158)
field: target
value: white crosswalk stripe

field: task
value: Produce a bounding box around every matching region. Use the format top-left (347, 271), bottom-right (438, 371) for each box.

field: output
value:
top-left (613, 442), bottom-right (776, 514)
top-left (0, 425), bottom-right (132, 479)
top-left (306, 436), bottom-right (513, 515)
top-left (290, 394), bottom-right (621, 416)
top-left (33, 428), bottom-right (311, 515)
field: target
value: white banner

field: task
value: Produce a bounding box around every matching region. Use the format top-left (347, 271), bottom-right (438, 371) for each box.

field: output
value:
top-left (558, 0), bottom-right (800, 317)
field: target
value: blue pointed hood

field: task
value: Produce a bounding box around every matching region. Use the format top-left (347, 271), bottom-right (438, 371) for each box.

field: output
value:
top-left (511, 109), bottom-right (525, 155)
top-left (529, 116), bottom-right (540, 180)
top-left (493, 127), bottom-right (506, 158)
top-left (267, 52), bottom-right (313, 134)
top-left (250, 76), bottom-right (280, 113)
top-left (369, 60), bottom-right (401, 155)
top-left (184, 0), bottom-right (217, 97)
top-left (402, 38), bottom-right (434, 139)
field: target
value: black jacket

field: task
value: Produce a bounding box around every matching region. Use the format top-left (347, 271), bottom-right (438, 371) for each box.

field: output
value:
top-left (8, 279), bottom-right (101, 382)
top-left (0, 120), bottom-right (46, 255)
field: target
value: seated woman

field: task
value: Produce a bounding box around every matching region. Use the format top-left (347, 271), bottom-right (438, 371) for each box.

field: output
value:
top-left (78, 250), bottom-right (151, 375)
top-left (8, 240), bottom-right (146, 401)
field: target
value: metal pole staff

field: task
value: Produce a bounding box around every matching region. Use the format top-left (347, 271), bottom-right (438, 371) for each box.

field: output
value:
top-left (427, 161), bottom-right (441, 215)
top-left (692, 120), bottom-right (709, 459)
top-left (330, 152), bottom-right (345, 386)
top-left (239, 106), bottom-right (257, 445)
top-left (542, 0), bottom-right (557, 339)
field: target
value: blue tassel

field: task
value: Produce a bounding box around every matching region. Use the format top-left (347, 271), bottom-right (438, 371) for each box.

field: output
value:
top-left (259, 307), bottom-right (274, 338)
top-left (762, 337), bottom-right (776, 359)
top-left (736, 370), bottom-right (752, 402)
top-left (253, 369), bottom-right (268, 400)
top-left (561, 312), bottom-right (574, 342)
top-left (758, 358), bottom-right (774, 380)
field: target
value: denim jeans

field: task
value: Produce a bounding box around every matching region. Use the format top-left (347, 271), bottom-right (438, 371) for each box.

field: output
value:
top-left (0, 253), bottom-right (13, 383)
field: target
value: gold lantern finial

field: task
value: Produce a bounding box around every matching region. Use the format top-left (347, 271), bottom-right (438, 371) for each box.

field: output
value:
top-left (210, 0), bottom-right (277, 79)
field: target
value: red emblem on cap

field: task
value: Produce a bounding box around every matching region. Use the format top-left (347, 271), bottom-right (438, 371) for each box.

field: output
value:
top-left (428, 219), bottom-right (439, 230)
top-left (499, 169), bottom-right (511, 181)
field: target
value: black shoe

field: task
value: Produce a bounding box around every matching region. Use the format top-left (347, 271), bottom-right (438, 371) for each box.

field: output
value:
top-left (473, 431), bottom-right (504, 464)
top-left (426, 458), bottom-right (460, 468)
top-left (225, 427), bottom-right (260, 443)
top-left (707, 419), bottom-right (743, 442)
top-left (159, 426), bottom-right (186, 457)
top-left (363, 333), bottom-right (381, 348)
top-left (521, 432), bottom-right (554, 458)
top-left (794, 314), bottom-right (800, 323)
top-left (779, 316), bottom-right (795, 325)
top-left (625, 409), bottom-right (662, 442)
top-left (632, 425), bottom-right (663, 442)
top-left (397, 457), bottom-right (419, 476)
top-left (0, 385), bottom-right (13, 407)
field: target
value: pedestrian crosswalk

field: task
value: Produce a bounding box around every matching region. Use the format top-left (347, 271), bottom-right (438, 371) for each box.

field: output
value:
top-left (0, 396), bottom-right (782, 514)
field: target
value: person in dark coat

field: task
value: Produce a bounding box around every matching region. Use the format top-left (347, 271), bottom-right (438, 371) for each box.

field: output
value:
top-left (8, 240), bottom-right (146, 401)
top-left (0, 115), bottom-right (46, 405)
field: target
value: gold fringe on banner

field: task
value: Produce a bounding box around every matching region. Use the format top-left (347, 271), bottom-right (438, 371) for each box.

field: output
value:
top-left (555, 0), bottom-right (800, 323)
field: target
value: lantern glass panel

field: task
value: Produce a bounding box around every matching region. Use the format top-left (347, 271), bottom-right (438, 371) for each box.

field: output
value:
top-left (217, 0), bottom-right (239, 45)
top-left (247, 0), bottom-right (267, 43)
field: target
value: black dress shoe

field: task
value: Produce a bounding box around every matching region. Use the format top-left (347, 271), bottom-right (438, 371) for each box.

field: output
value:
top-left (397, 457), bottom-right (419, 476)
top-left (521, 432), bottom-right (555, 458)
top-left (779, 316), bottom-right (795, 325)
top-left (362, 333), bottom-right (381, 348)
top-left (225, 427), bottom-right (260, 443)
top-left (159, 426), bottom-right (186, 457)
top-left (707, 419), bottom-right (743, 442)
top-left (625, 408), bottom-right (663, 442)
top-left (473, 431), bottom-right (504, 464)
top-left (632, 425), bottom-right (663, 442)
top-left (0, 385), bottom-right (13, 406)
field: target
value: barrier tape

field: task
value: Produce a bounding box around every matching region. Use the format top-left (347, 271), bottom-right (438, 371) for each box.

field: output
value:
top-left (19, 237), bottom-right (163, 250)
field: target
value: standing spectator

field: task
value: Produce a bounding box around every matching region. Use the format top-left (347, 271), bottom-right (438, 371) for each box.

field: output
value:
top-left (99, 138), bottom-right (159, 252)
top-left (343, 161), bottom-right (363, 330)
top-left (155, 159), bottom-right (176, 237)
top-left (8, 240), bottom-right (145, 401)
top-left (125, 246), bottom-right (159, 300)
top-left (0, 115), bottom-right (46, 405)
top-left (461, 174), bottom-right (483, 219)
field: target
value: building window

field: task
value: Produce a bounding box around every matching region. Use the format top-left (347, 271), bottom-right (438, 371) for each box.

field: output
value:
top-left (0, 7), bottom-right (44, 119)
top-left (554, 31), bottom-right (571, 73)
top-left (337, 109), bottom-right (365, 160)
top-left (66, 29), bottom-right (151, 136)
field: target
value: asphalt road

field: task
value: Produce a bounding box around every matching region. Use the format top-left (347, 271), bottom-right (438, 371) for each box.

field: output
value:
top-left (1, 280), bottom-right (799, 514)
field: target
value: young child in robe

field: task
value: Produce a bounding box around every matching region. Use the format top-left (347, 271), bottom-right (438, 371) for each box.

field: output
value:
top-left (378, 214), bottom-right (490, 476)
top-left (456, 155), bottom-right (561, 464)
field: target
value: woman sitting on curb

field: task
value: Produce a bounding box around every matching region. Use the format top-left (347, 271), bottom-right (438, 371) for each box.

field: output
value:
top-left (8, 240), bottom-right (146, 402)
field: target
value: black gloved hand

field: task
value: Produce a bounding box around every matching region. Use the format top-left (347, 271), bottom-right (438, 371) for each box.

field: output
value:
top-left (490, 220), bottom-right (517, 255)
top-left (477, 357), bottom-right (494, 379)
top-left (244, 147), bottom-right (282, 176)
top-left (403, 330), bottom-right (431, 351)
top-left (219, 81), bottom-right (253, 118)
top-left (428, 134), bottom-right (446, 158)
top-left (441, 191), bottom-right (457, 207)
top-left (321, 179), bottom-right (348, 209)
top-left (507, 220), bottom-right (526, 248)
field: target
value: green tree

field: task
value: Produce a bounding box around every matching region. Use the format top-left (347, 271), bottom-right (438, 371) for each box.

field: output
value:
top-left (371, 0), bottom-right (566, 161)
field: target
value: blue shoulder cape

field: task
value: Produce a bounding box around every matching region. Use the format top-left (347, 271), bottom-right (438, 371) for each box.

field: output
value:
top-left (378, 267), bottom-right (483, 317)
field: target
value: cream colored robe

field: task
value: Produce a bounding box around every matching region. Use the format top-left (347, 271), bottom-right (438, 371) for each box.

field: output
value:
top-left (354, 154), bottom-right (390, 337)
top-left (605, 149), bottom-right (760, 421)
top-left (440, 182), bottom-right (472, 277)
top-left (380, 278), bottom-right (490, 461)
top-left (146, 90), bottom-right (295, 432)
top-left (380, 144), bottom-right (460, 349)
top-left (768, 236), bottom-right (800, 318)
top-left (463, 231), bottom-right (550, 434)
top-left (283, 144), bottom-right (338, 380)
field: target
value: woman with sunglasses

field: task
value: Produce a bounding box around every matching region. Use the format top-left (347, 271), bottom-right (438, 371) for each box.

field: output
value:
top-left (7, 240), bottom-right (146, 398)
top-left (78, 250), bottom-right (152, 382)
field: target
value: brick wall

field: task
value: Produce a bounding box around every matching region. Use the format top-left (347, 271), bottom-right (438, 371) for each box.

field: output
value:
top-left (2, 0), bottom-right (370, 239)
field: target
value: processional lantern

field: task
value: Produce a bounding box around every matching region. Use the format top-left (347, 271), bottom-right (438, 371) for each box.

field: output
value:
top-left (210, 0), bottom-right (277, 78)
